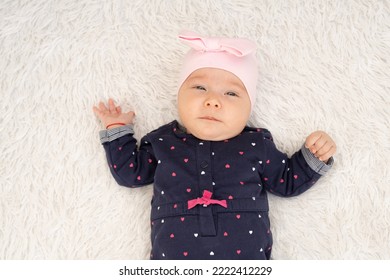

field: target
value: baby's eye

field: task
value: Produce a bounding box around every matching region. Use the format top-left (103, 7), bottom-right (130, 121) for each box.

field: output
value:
top-left (225, 91), bottom-right (238, 97)
top-left (194, 85), bottom-right (206, 91)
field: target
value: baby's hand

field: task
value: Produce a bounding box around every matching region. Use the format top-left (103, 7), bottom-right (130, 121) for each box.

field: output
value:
top-left (93, 98), bottom-right (135, 129)
top-left (305, 131), bottom-right (336, 163)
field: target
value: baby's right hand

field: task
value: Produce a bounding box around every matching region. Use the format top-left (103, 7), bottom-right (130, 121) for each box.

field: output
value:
top-left (93, 98), bottom-right (135, 129)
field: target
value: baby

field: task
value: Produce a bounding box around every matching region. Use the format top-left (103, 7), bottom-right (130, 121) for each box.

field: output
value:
top-left (93, 31), bottom-right (336, 260)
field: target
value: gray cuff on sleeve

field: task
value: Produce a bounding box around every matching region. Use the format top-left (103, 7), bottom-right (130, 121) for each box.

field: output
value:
top-left (99, 125), bottom-right (134, 144)
top-left (301, 144), bottom-right (334, 176)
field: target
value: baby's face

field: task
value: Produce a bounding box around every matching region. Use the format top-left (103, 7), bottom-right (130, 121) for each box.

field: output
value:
top-left (178, 68), bottom-right (251, 141)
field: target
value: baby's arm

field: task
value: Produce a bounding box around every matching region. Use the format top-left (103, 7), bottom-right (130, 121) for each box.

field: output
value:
top-left (100, 131), bottom-right (157, 187)
top-left (260, 130), bottom-right (335, 197)
top-left (93, 99), bottom-right (157, 187)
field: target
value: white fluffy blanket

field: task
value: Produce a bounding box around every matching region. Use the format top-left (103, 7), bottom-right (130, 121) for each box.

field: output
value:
top-left (1, 0), bottom-right (389, 259)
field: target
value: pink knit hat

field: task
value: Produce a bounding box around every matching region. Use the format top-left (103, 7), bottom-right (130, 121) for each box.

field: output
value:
top-left (178, 31), bottom-right (258, 109)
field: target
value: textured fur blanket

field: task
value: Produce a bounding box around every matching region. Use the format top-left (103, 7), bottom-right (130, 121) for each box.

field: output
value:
top-left (1, 0), bottom-right (389, 259)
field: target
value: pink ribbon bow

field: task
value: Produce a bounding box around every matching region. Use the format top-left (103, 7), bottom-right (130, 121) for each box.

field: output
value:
top-left (187, 190), bottom-right (227, 210)
top-left (179, 30), bottom-right (256, 57)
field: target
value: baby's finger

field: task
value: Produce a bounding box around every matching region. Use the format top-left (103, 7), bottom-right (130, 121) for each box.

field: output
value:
top-left (127, 111), bottom-right (136, 121)
top-left (116, 106), bottom-right (122, 114)
top-left (305, 132), bottom-right (322, 149)
top-left (311, 137), bottom-right (328, 154)
top-left (92, 106), bottom-right (99, 118)
top-left (98, 101), bottom-right (108, 112)
top-left (108, 98), bottom-right (116, 112)
top-left (92, 106), bottom-right (100, 114)
top-left (315, 142), bottom-right (332, 158)
top-left (318, 145), bottom-right (336, 162)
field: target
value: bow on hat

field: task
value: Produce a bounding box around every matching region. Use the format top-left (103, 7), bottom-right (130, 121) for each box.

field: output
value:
top-left (179, 31), bottom-right (256, 57)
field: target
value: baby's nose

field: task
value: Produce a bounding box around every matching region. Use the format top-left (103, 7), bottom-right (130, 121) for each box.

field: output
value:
top-left (204, 98), bottom-right (221, 109)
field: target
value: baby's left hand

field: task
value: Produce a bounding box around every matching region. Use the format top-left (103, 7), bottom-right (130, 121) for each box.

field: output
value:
top-left (305, 131), bottom-right (337, 163)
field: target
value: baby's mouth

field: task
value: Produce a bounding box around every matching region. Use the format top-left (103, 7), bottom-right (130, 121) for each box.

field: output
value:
top-left (199, 116), bottom-right (221, 122)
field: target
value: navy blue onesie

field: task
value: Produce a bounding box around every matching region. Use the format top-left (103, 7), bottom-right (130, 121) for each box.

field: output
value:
top-left (99, 120), bottom-right (333, 260)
